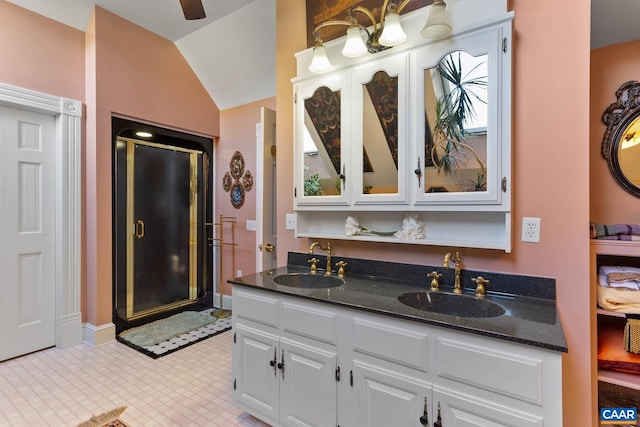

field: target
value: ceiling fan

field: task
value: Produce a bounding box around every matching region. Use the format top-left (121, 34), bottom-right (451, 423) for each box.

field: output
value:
top-left (180, 0), bottom-right (206, 20)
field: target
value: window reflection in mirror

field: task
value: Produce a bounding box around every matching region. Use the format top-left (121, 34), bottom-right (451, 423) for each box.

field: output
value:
top-left (424, 50), bottom-right (488, 193)
top-left (362, 70), bottom-right (399, 195)
top-left (303, 86), bottom-right (342, 196)
top-left (619, 115), bottom-right (640, 188)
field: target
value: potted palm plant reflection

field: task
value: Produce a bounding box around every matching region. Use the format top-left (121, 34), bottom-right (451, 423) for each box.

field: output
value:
top-left (430, 52), bottom-right (488, 192)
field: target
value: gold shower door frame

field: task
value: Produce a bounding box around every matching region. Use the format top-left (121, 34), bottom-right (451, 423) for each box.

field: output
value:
top-left (124, 138), bottom-right (201, 320)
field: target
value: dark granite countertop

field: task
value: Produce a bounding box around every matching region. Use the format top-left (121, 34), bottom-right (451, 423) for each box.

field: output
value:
top-left (228, 253), bottom-right (568, 353)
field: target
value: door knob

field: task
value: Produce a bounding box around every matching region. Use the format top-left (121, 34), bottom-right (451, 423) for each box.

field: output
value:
top-left (264, 243), bottom-right (275, 252)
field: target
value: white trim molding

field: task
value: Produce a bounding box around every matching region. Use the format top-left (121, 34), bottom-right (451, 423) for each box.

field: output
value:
top-left (0, 82), bottom-right (83, 350)
top-left (83, 322), bottom-right (116, 347)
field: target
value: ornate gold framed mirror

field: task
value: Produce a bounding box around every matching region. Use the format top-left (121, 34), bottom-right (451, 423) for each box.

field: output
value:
top-left (602, 80), bottom-right (640, 198)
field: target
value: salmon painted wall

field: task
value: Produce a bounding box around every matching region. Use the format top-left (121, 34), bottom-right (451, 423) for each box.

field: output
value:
top-left (591, 40), bottom-right (640, 224)
top-left (276, 0), bottom-right (592, 425)
top-left (0, 1), bottom-right (85, 101)
top-left (85, 7), bottom-right (220, 326)
top-left (216, 97), bottom-right (277, 297)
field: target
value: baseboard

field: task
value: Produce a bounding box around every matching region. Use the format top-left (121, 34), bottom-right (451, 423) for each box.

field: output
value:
top-left (57, 312), bottom-right (83, 349)
top-left (213, 292), bottom-right (232, 310)
top-left (83, 322), bottom-right (116, 347)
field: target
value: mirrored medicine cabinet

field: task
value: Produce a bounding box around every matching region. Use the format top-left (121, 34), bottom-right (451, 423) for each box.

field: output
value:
top-left (292, 2), bottom-right (514, 251)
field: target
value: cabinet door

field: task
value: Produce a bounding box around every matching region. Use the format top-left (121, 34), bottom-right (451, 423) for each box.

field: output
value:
top-left (351, 52), bottom-right (409, 206)
top-left (433, 387), bottom-right (542, 427)
top-left (412, 23), bottom-right (511, 208)
top-left (233, 324), bottom-right (280, 423)
top-left (353, 360), bottom-right (432, 427)
top-left (295, 73), bottom-right (351, 207)
top-left (279, 338), bottom-right (338, 427)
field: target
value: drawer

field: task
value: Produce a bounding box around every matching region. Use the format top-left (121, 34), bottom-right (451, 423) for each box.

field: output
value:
top-left (353, 317), bottom-right (429, 372)
top-left (232, 288), bottom-right (279, 327)
top-left (282, 301), bottom-right (338, 345)
top-left (436, 337), bottom-right (544, 405)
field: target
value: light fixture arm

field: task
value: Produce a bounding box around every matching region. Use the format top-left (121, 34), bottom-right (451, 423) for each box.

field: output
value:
top-left (380, 0), bottom-right (412, 26)
top-left (312, 20), bottom-right (353, 44)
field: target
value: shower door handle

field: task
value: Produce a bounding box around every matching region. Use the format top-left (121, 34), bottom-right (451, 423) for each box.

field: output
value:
top-left (135, 219), bottom-right (145, 239)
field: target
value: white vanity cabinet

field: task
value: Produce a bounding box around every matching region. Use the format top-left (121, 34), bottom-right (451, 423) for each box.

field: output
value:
top-left (349, 310), bottom-right (559, 427)
top-left (232, 286), bottom-right (563, 427)
top-left (292, 2), bottom-right (514, 251)
top-left (232, 288), bottom-right (339, 427)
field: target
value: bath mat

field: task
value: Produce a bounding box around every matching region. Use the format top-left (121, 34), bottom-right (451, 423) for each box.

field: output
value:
top-left (76, 406), bottom-right (131, 427)
top-left (117, 311), bottom-right (232, 358)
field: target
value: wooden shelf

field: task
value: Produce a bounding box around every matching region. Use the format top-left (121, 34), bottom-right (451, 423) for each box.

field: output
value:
top-left (598, 369), bottom-right (640, 390)
top-left (597, 308), bottom-right (627, 318)
top-left (587, 240), bottom-right (640, 398)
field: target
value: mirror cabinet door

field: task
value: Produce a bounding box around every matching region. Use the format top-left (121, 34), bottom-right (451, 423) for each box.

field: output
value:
top-left (414, 27), bottom-right (507, 206)
top-left (296, 75), bottom-right (350, 206)
top-left (352, 54), bottom-right (408, 205)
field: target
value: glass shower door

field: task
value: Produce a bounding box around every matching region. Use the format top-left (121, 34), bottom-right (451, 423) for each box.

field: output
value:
top-left (116, 138), bottom-right (205, 321)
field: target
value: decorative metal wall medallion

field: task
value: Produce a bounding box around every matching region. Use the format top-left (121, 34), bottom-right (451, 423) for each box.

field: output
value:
top-left (223, 151), bottom-right (253, 208)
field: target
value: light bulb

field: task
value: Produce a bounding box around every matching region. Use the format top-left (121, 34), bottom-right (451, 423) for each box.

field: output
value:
top-left (421, 1), bottom-right (451, 40)
top-left (309, 44), bottom-right (332, 74)
top-left (379, 11), bottom-right (406, 47)
top-left (342, 26), bottom-right (367, 58)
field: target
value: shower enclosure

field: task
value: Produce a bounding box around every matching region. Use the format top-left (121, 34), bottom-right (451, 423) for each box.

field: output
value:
top-left (112, 117), bottom-right (214, 333)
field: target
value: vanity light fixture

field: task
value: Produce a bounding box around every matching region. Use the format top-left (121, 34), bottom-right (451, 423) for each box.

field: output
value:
top-left (135, 131), bottom-right (153, 138)
top-left (421, 0), bottom-right (451, 39)
top-left (309, 0), bottom-right (451, 74)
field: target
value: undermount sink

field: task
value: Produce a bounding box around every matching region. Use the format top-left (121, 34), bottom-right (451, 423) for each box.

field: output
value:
top-left (397, 291), bottom-right (506, 318)
top-left (273, 273), bottom-right (344, 289)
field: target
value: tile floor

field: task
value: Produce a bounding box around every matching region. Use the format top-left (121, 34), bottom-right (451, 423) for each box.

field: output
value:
top-left (0, 329), bottom-right (270, 427)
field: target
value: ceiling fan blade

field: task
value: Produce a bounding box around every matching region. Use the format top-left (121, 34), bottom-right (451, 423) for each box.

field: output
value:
top-left (180, 0), bottom-right (206, 20)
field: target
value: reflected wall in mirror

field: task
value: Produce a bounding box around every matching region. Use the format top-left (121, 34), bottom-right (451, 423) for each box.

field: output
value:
top-left (423, 50), bottom-right (488, 194)
top-left (304, 86), bottom-right (342, 196)
top-left (602, 80), bottom-right (640, 198)
top-left (362, 70), bottom-right (399, 195)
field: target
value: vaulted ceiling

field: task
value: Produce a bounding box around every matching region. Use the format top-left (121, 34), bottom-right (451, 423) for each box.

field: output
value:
top-left (6, 0), bottom-right (275, 110)
top-left (5, 0), bottom-right (640, 109)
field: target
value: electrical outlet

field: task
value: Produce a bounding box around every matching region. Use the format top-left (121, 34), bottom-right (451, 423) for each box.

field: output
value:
top-left (286, 213), bottom-right (296, 230)
top-left (521, 217), bottom-right (541, 243)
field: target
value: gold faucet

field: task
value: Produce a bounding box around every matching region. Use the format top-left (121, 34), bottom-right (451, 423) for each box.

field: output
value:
top-left (427, 271), bottom-right (442, 291)
top-left (309, 242), bottom-right (332, 275)
top-left (472, 276), bottom-right (489, 298)
top-left (443, 251), bottom-right (463, 294)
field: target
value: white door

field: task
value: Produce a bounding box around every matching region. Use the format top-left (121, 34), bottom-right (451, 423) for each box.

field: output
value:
top-left (234, 324), bottom-right (280, 423)
top-left (433, 387), bottom-right (542, 427)
top-left (0, 105), bottom-right (56, 361)
top-left (353, 360), bottom-right (432, 427)
top-left (279, 338), bottom-right (337, 427)
top-left (256, 107), bottom-right (277, 272)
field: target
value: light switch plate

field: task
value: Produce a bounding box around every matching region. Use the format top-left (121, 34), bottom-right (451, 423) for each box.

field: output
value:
top-left (286, 213), bottom-right (296, 230)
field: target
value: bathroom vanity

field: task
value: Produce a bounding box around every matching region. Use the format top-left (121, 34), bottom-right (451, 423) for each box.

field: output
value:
top-left (229, 254), bottom-right (567, 427)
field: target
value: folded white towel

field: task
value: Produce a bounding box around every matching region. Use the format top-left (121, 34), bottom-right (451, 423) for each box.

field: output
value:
top-left (599, 266), bottom-right (640, 290)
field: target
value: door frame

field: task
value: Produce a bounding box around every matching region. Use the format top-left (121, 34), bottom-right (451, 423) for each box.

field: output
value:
top-left (0, 82), bottom-right (83, 349)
